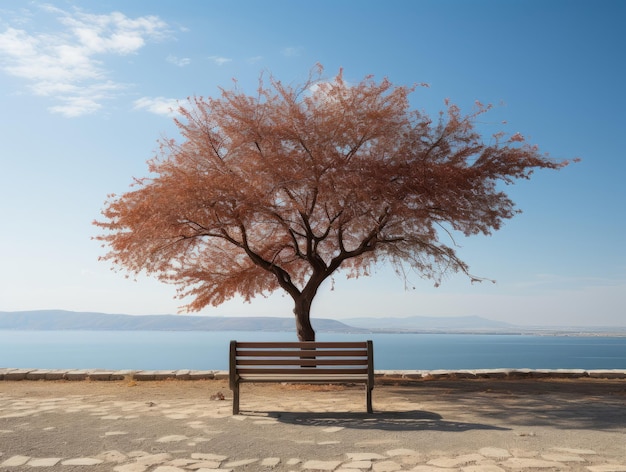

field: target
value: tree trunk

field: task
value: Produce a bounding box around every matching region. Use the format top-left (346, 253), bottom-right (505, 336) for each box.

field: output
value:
top-left (293, 294), bottom-right (315, 341)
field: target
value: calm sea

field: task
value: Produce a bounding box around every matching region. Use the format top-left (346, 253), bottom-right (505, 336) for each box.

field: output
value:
top-left (0, 330), bottom-right (624, 371)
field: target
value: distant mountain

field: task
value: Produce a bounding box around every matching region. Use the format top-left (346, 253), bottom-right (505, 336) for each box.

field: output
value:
top-left (344, 315), bottom-right (514, 332)
top-left (0, 310), bottom-right (513, 333)
top-left (0, 310), bottom-right (369, 333)
top-left (3, 310), bottom-right (622, 335)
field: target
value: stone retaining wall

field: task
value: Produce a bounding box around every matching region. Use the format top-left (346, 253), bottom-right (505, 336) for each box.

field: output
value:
top-left (1, 367), bottom-right (625, 382)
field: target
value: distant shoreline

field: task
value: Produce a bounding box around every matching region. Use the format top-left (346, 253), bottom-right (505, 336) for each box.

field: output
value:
top-left (1, 328), bottom-right (626, 337)
top-left (1, 310), bottom-right (625, 337)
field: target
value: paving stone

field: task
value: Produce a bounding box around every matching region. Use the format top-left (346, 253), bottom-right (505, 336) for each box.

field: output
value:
top-left (87, 371), bottom-right (115, 380)
top-left (478, 447), bottom-right (510, 459)
top-left (190, 453), bottom-right (228, 461)
top-left (428, 454), bottom-right (484, 468)
top-left (287, 458), bottom-right (302, 465)
top-left (185, 461), bottom-right (221, 469)
top-left (552, 447), bottom-right (597, 455)
top-left (174, 369), bottom-right (191, 379)
top-left (65, 370), bottom-right (89, 380)
top-left (187, 370), bottom-right (215, 380)
top-left (586, 466), bottom-right (626, 472)
top-left (398, 456), bottom-right (423, 466)
top-left (152, 371), bottom-right (177, 380)
top-left (194, 469), bottom-right (231, 472)
top-left (26, 370), bottom-right (51, 380)
top-left (347, 453), bottom-right (387, 461)
top-left (302, 460), bottom-right (343, 470)
top-left (166, 459), bottom-right (199, 467)
top-left (373, 461), bottom-right (402, 472)
top-left (134, 453), bottom-right (172, 465)
top-left (508, 449), bottom-right (537, 458)
top-left (28, 457), bottom-right (62, 467)
top-left (61, 458), bottom-right (104, 465)
top-left (410, 466), bottom-right (457, 472)
top-left (96, 450), bottom-right (128, 463)
top-left (386, 449), bottom-right (420, 457)
top-left (4, 370), bottom-right (31, 380)
top-left (113, 464), bottom-right (149, 472)
top-left (341, 460), bottom-right (373, 469)
top-left (500, 458), bottom-right (566, 469)
top-left (1, 455), bottom-right (31, 466)
top-left (156, 434), bottom-right (189, 442)
top-left (152, 467), bottom-right (186, 472)
top-left (224, 458), bottom-right (258, 467)
top-left (462, 465), bottom-right (506, 472)
top-left (44, 371), bottom-right (67, 380)
top-left (261, 457), bottom-right (281, 467)
top-left (127, 451), bottom-right (151, 458)
top-left (541, 453), bottom-right (585, 462)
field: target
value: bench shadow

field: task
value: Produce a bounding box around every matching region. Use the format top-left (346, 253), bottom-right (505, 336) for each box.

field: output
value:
top-left (251, 410), bottom-right (509, 432)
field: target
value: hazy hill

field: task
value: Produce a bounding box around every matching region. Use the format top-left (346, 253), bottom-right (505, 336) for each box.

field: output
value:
top-left (1, 310), bottom-right (511, 333)
top-left (0, 310), bottom-right (367, 333)
top-left (3, 310), bottom-right (620, 335)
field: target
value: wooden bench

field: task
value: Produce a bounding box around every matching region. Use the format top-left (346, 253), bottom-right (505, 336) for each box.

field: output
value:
top-left (229, 340), bottom-right (374, 414)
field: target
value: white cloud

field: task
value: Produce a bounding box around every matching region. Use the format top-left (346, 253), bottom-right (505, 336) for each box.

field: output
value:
top-left (166, 54), bottom-right (191, 67)
top-left (49, 95), bottom-right (102, 117)
top-left (0, 6), bottom-right (171, 117)
top-left (208, 55), bottom-right (232, 66)
top-left (133, 96), bottom-right (182, 116)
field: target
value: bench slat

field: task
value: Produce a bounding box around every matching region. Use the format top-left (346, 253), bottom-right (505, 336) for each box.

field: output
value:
top-left (237, 367), bottom-right (369, 375)
top-left (235, 349), bottom-right (367, 357)
top-left (236, 359), bottom-right (368, 366)
top-left (238, 374), bottom-right (369, 382)
top-left (235, 342), bottom-right (368, 349)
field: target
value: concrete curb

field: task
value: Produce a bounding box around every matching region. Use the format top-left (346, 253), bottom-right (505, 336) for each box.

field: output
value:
top-left (1, 367), bottom-right (625, 381)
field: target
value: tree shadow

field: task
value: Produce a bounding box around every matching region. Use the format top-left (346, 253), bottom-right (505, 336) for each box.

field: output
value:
top-left (383, 380), bottom-right (626, 431)
top-left (248, 409), bottom-right (509, 432)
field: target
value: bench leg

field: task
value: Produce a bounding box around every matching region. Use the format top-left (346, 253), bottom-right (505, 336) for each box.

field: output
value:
top-left (232, 384), bottom-right (240, 415)
top-left (366, 386), bottom-right (373, 414)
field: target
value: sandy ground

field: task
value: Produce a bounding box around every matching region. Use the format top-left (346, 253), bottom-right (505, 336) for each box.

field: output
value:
top-left (1, 378), bottom-right (625, 471)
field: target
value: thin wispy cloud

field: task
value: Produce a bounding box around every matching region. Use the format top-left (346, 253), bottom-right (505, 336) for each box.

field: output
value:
top-left (0, 5), bottom-right (171, 117)
top-left (133, 96), bottom-right (183, 116)
top-left (208, 55), bottom-right (232, 66)
top-left (167, 54), bottom-right (191, 67)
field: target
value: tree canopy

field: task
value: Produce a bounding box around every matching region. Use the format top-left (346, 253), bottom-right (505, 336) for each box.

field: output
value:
top-left (95, 66), bottom-right (572, 340)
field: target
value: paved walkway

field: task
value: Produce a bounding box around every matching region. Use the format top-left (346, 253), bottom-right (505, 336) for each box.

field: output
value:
top-left (1, 378), bottom-right (625, 471)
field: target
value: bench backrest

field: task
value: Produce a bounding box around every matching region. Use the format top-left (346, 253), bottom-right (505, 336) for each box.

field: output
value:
top-left (230, 341), bottom-right (374, 384)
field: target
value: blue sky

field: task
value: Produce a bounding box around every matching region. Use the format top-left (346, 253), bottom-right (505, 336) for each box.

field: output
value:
top-left (0, 0), bottom-right (624, 327)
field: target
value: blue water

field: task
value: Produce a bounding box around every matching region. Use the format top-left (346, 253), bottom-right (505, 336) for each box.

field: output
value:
top-left (0, 330), bottom-right (624, 371)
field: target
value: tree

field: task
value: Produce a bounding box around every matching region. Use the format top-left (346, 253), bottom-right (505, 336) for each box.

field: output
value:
top-left (95, 65), bottom-right (572, 341)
